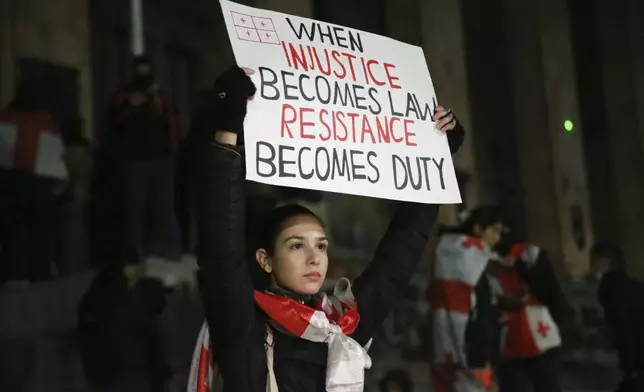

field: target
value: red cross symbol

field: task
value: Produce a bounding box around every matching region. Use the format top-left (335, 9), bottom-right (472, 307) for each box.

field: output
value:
top-left (462, 237), bottom-right (484, 251)
top-left (240, 17), bottom-right (246, 23)
top-left (265, 33), bottom-right (271, 39)
top-left (260, 21), bottom-right (266, 27)
top-left (246, 30), bottom-right (251, 36)
top-left (537, 321), bottom-right (550, 338)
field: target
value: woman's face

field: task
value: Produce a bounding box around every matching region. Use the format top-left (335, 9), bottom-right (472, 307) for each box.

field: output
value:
top-left (475, 222), bottom-right (505, 249)
top-left (259, 214), bottom-right (329, 295)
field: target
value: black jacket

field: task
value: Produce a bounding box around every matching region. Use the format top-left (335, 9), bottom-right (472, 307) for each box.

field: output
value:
top-left (194, 125), bottom-right (464, 392)
top-left (598, 269), bottom-right (644, 375)
top-left (77, 270), bottom-right (171, 388)
top-left (465, 271), bottom-right (502, 368)
top-left (515, 250), bottom-right (571, 331)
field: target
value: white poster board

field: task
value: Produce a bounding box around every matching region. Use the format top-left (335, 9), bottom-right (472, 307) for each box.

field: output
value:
top-left (219, 0), bottom-right (461, 204)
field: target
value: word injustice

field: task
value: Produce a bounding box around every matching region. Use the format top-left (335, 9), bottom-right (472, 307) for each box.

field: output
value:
top-left (280, 42), bottom-right (400, 88)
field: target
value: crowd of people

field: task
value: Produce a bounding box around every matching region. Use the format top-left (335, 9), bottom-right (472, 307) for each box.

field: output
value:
top-left (0, 55), bottom-right (190, 391)
top-left (0, 55), bottom-right (186, 286)
top-left (1, 58), bottom-right (644, 392)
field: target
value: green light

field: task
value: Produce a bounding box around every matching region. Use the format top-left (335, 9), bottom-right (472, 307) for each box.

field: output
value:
top-left (564, 120), bottom-right (574, 132)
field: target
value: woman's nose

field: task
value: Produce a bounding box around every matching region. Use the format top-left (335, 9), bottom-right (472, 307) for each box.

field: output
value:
top-left (306, 249), bottom-right (321, 265)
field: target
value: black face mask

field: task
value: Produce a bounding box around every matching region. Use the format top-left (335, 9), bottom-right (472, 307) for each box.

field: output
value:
top-left (133, 73), bottom-right (154, 91)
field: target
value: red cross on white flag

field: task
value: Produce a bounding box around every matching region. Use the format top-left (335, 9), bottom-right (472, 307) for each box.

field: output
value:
top-left (234, 25), bottom-right (261, 43)
top-left (231, 11), bottom-right (280, 45)
top-left (252, 16), bottom-right (275, 31)
top-left (525, 305), bottom-right (561, 352)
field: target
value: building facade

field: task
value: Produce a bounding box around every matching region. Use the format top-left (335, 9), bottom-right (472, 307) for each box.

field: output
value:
top-left (1, 0), bottom-right (644, 278)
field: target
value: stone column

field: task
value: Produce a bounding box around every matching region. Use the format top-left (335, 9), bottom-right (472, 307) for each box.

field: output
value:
top-left (628, 0), bottom-right (644, 166)
top-left (9, 0), bottom-right (94, 138)
top-left (503, 0), bottom-right (592, 277)
top-left (0, 0), bottom-right (16, 107)
top-left (419, 0), bottom-right (479, 213)
top-left (594, 0), bottom-right (644, 279)
top-left (384, 0), bottom-right (421, 46)
top-left (537, 0), bottom-right (594, 277)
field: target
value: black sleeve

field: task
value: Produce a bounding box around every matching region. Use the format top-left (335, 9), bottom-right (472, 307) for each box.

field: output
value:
top-left (448, 122), bottom-right (465, 154)
top-left (518, 251), bottom-right (572, 328)
top-left (350, 125), bottom-right (463, 345)
top-left (351, 203), bottom-right (439, 345)
top-left (465, 275), bottom-right (502, 367)
top-left (194, 140), bottom-right (256, 351)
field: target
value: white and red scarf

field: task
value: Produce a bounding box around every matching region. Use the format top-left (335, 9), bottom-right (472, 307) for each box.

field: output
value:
top-left (188, 279), bottom-right (372, 392)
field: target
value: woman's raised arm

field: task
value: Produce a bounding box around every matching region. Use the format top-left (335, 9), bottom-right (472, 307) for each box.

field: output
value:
top-left (352, 112), bottom-right (465, 344)
top-left (193, 66), bottom-right (258, 350)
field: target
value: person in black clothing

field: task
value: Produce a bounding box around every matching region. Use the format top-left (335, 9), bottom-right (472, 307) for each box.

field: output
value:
top-left (0, 78), bottom-right (62, 283)
top-left (55, 135), bottom-right (94, 276)
top-left (378, 368), bottom-right (414, 392)
top-left (592, 243), bottom-right (644, 392)
top-left (77, 261), bottom-right (173, 392)
top-left (107, 55), bottom-right (180, 261)
top-left (493, 241), bottom-right (570, 392)
top-left (190, 66), bottom-right (464, 392)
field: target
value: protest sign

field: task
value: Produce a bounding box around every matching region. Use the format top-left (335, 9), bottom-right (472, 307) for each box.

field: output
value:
top-left (219, 0), bottom-right (461, 204)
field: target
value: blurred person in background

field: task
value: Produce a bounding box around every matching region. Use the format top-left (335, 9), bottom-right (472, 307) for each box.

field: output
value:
top-left (78, 260), bottom-right (173, 392)
top-left (429, 207), bottom-right (507, 392)
top-left (591, 243), bottom-right (644, 392)
top-left (55, 134), bottom-right (95, 275)
top-left (0, 76), bottom-right (67, 284)
top-left (492, 241), bottom-right (570, 392)
top-left (106, 54), bottom-right (181, 262)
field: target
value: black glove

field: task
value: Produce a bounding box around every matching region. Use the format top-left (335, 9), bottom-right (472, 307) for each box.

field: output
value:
top-left (212, 66), bottom-right (257, 135)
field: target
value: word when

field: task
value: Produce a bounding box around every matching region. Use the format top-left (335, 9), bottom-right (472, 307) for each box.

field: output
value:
top-left (287, 18), bottom-right (364, 53)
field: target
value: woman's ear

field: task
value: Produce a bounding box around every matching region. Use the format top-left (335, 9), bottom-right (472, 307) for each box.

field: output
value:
top-left (255, 249), bottom-right (272, 273)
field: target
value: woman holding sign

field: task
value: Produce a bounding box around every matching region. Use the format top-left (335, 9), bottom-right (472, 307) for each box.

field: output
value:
top-left (188, 66), bottom-right (464, 392)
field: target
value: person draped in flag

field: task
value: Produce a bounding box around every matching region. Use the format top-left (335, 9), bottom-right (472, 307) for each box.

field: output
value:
top-left (0, 77), bottom-right (66, 283)
top-left (186, 65), bottom-right (465, 392)
top-left (429, 207), bottom-right (507, 392)
top-left (491, 241), bottom-right (570, 392)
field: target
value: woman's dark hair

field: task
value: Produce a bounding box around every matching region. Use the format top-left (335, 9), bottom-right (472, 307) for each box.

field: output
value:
top-left (63, 134), bottom-right (92, 149)
top-left (591, 242), bottom-right (625, 269)
top-left (254, 204), bottom-right (324, 256)
top-left (245, 201), bottom-right (324, 290)
top-left (439, 206), bottom-right (508, 237)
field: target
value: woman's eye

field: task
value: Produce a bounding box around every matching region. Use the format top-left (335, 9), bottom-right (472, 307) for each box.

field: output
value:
top-left (290, 243), bottom-right (304, 250)
top-left (317, 243), bottom-right (328, 251)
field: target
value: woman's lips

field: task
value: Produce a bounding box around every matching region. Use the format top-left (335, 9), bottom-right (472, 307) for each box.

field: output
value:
top-left (304, 272), bottom-right (322, 281)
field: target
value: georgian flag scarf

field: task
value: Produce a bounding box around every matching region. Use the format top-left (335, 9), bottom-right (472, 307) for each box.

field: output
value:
top-left (188, 278), bottom-right (372, 392)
